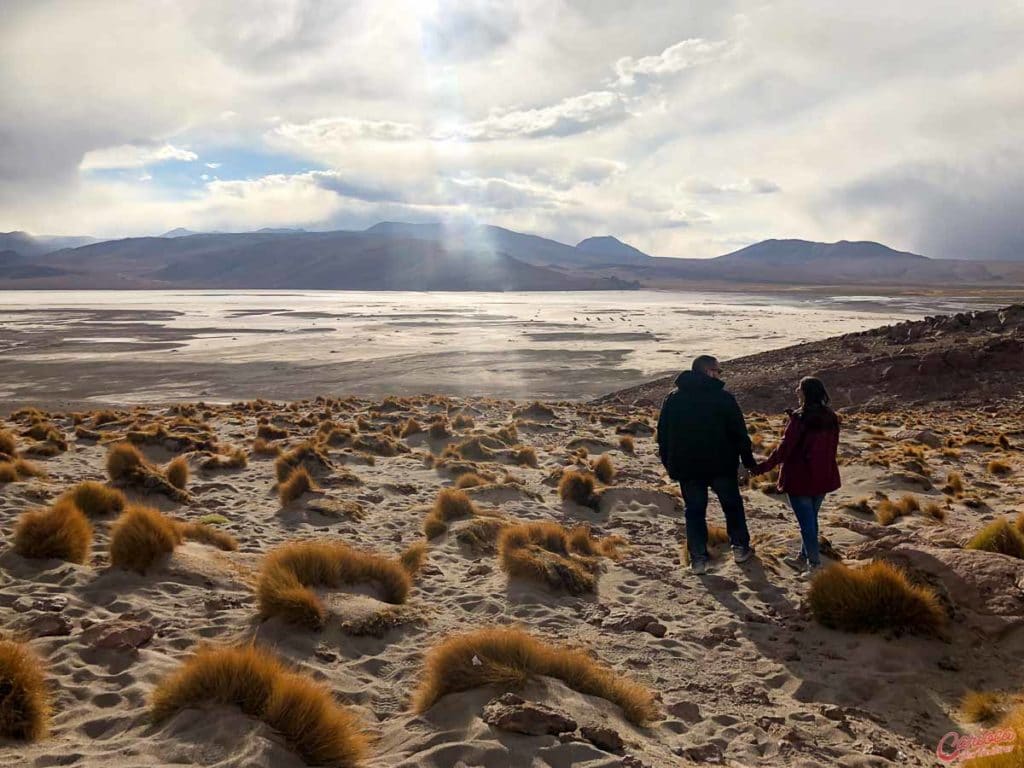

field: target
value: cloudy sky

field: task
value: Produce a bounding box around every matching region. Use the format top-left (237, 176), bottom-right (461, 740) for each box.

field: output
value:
top-left (2, 0), bottom-right (1022, 259)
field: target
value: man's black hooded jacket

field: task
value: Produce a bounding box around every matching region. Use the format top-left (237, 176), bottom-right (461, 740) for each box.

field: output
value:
top-left (657, 371), bottom-right (756, 482)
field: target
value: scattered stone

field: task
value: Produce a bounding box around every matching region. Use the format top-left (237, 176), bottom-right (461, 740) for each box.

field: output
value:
top-left (667, 701), bottom-right (702, 722)
top-left (581, 725), bottom-right (624, 753)
top-left (19, 613), bottom-right (72, 637)
top-left (821, 705), bottom-right (846, 722)
top-left (643, 622), bottom-right (666, 638)
top-left (481, 693), bottom-right (577, 736)
top-left (80, 618), bottom-right (155, 651)
top-left (680, 743), bottom-right (723, 763)
top-left (467, 563), bottom-right (492, 577)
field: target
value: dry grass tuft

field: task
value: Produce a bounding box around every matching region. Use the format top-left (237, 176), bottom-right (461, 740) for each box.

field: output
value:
top-left (399, 541), bottom-right (428, 576)
top-left (400, 418), bottom-right (423, 438)
top-left (423, 488), bottom-right (478, 538)
top-left (498, 521), bottom-right (619, 593)
top-left (988, 459), bottom-right (1013, 476)
top-left (106, 442), bottom-right (146, 481)
top-left (109, 505), bottom-right (182, 574)
top-left (0, 462), bottom-right (17, 483)
top-left (258, 540), bottom-right (412, 628)
top-left (966, 518), bottom-right (1024, 559)
top-left (452, 413), bottom-right (475, 429)
top-left (177, 521), bottom-right (238, 551)
top-left (558, 469), bottom-right (598, 509)
top-left (0, 428), bottom-right (16, 457)
top-left (960, 690), bottom-right (1006, 724)
top-left (923, 501), bottom-right (947, 522)
top-left (60, 481), bottom-right (126, 517)
top-left (279, 467), bottom-right (316, 506)
top-left (455, 517), bottom-right (509, 555)
top-left (808, 560), bottom-right (945, 634)
top-left (511, 445), bottom-right (538, 468)
top-left (13, 459), bottom-right (45, 479)
top-left (411, 627), bottom-right (658, 725)
top-left (13, 500), bottom-right (93, 564)
top-left (256, 423), bottom-right (289, 440)
top-left (0, 640), bottom-right (50, 741)
top-left (942, 471), bottom-right (965, 496)
top-left (166, 456), bottom-right (190, 489)
top-left (591, 454), bottom-right (615, 484)
top-left (454, 472), bottom-right (487, 489)
top-left (875, 494), bottom-right (919, 525)
top-left (253, 437), bottom-right (281, 456)
top-left (618, 435), bottom-right (635, 454)
top-left (151, 644), bottom-right (367, 767)
top-left (842, 496), bottom-right (874, 515)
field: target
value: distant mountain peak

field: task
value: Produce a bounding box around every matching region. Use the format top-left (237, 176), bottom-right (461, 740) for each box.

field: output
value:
top-left (717, 239), bottom-right (928, 262)
top-left (575, 235), bottom-right (650, 265)
top-left (161, 227), bottom-right (201, 238)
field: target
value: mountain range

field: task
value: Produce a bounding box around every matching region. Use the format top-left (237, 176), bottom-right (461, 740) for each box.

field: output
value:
top-left (1, 224), bottom-right (1022, 290)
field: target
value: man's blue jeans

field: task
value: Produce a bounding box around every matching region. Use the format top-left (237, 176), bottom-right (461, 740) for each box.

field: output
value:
top-left (788, 494), bottom-right (824, 565)
top-left (680, 475), bottom-right (750, 563)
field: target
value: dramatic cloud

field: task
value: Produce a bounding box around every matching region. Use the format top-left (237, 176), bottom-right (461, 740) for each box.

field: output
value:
top-left (1, 0), bottom-right (1022, 259)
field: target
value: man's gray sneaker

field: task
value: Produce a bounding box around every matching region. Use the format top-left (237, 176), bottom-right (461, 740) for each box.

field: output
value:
top-left (691, 558), bottom-right (709, 575)
top-left (783, 554), bottom-right (808, 572)
top-left (732, 545), bottom-right (754, 563)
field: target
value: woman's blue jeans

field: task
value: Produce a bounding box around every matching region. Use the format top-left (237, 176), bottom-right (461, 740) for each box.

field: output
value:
top-left (787, 494), bottom-right (824, 565)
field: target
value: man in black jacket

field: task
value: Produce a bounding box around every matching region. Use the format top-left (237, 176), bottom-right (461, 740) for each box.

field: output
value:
top-left (657, 355), bottom-right (758, 574)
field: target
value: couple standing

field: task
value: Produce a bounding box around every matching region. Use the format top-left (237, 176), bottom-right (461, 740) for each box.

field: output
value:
top-left (656, 355), bottom-right (841, 575)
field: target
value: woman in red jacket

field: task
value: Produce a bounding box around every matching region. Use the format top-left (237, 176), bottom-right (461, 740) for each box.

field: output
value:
top-left (756, 377), bottom-right (841, 572)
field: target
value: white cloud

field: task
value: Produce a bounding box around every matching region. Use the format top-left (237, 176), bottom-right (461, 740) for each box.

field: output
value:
top-left (80, 143), bottom-right (198, 171)
top-left (614, 38), bottom-right (730, 86)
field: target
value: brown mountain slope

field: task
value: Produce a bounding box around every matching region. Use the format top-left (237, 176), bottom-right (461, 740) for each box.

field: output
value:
top-left (598, 304), bottom-right (1024, 413)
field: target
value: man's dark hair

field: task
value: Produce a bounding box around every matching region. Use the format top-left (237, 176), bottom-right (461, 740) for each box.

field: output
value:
top-left (691, 355), bottom-right (719, 375)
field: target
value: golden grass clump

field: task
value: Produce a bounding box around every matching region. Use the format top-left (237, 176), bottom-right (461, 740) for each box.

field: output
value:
top-left (106, 442), bottom-right (146, 480)
top-left (455, 517), bottom-right (509, 555)
top-left (411, 627), bottom-right (657, 725)
top-left (279, 467), bottom-right (317, 506)
top-left (498, 521), bottom-right (619, 594)
top-left (454, 472), bottom-right (487, 489)
top-left (988, 459), bottom-right (1013, 476)
top-left (13, 459), bottom-right (45, 479)
top-left (842, 496), bottom-right (874, 515)
top-left (966, 518), bottom-right (1024, 559)
top-left (257, 540), bottom-right (412, 629)
top-left (942, 471), bottom-right (965, 496)
top-left (962, 705), bottom-right (1024, 767)
top-left (109, 505), bottom-right (182, 574)
top-left (452, 413), bottom-right (475, 429)
top-left (0, 428), bottom-right (16, 456)
top-left (0, 463), bottom-right (18, 483)
top-left (166, 456), bottom-right (189, 489)
top-left (59, 481), bottom-right (125, 517)
top-left (151, 644), bottom-right (367, 768)
top-left (0, 640), bottom-right (50, 741)
top-left (961, 690), bottom-right (1006, 724)
top-left (558, 469), bottom-right (598, 509)
top-left (253, 437), bottom-right (281, 456)
top-left (923, 501), bottom-right (947, 522)
top-left (423, 488), bottom-right (478, 538)
top-left (201, 446), bottom-right (249, 470)
top-left (875, 494), bottom-right (918, 525)
top-left (808, 560), bottom-right (945, 635)
top-left (618, 435), bottom-right (635, 454)
top-left (13, 500), bottom-right (93, 564)
top-left (400, 418), bottom-right (423, 438)
top-left (399, 541), bottom-right (428, 576)
top-left (591, 454), bottom-right (615, 484)
top-left (256, 422), bottom-right (289, 440)
top-left (511, 445), bottom-right (538, 468)
top-left (177, 521), bottom-right (238, 551)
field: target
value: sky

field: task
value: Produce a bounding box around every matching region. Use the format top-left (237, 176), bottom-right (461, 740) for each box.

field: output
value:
top-left (1, 0), bottom-right (1022, 259)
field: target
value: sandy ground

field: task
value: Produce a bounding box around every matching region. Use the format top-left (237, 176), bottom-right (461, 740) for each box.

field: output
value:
top-left (2, 395), bottom-right (1023, 766)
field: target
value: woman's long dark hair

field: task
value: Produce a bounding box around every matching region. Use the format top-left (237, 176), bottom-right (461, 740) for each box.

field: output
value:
top-left (797, 377), bottom-right (839, 429)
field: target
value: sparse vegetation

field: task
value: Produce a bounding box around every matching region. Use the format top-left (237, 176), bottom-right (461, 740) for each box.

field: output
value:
top-left (960, 690), bottom-right (1006, 724)
top-left (0, 640), bottom-right (50, 741)
top-left (258, 540), bottom-right (412, 628)
top-left (0, 428), bottom-right (16, 456)
top-left (151, 644), bottom-right (367, 767)
top-left (988, 459), bottom-right (1013, 476)
top-left (59, 481), bottom-right (126, 518)
top-left (13, 500), bottom-right (93, 564)
top-left (400, 418), bottom-right (423, 438)
top-left (411, 627), bottom-right (658, 725)
top-left (511, 445), bottom-right (538, 468)
top-left (177, 520), bottom-right (238, 551)
top-left (498, 521), bottom-right (620, 593)
top-left (454, 472), bottom-right (487, 489)
top-left (423, 488), bottom-right (478, 538)
top-left (279, 467), bottom-right (316, 505)
top-left (558, 469), bottom-right (598, 509)
top-left (966, 518), bottom-right (1024, 559)
top-left (109, 505), bottom-right (182, 574)
top-left (618, 435), bottom-right (635, 454)
top-left (399, 541), bottom-right (428, 576)
top-left (875, 494), bottom-right (919, 525)
top-left (166, 456), bottom-right (190, 489)
top-left (942, 471), bottom-right (965, 496)
top-left (592, 454), bottom-right (615, 484)
top-left (808, 560), bottom-right (945, 634)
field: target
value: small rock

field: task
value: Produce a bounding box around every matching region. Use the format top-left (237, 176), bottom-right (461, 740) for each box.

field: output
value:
top-left (20, 613), bottom-right (72, 637)
top-left (580, 725), bottom-right (624, 753)
top-left (869, 743), bottom-right (902, 761)
top-left (80, 619), bottom-right (154, 651)
top-left (667, 701), bottom-right (702, 722)
top-left (821, 705), bottom-right (846, 722)
top-left (467, 564), bottom-right (492, 577)
top-left (607, 613), bottom-right (659, 633)
top-left (680, 743), bottom-right (723, 763)
top-left (937, 656), bottom-right (961, 672)
top-left (643, 622), bottom-right (667, 638)
top-left (482, 693), bottom-right (577, 736)
top-left (314, 646), bottom-right (338, 663)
